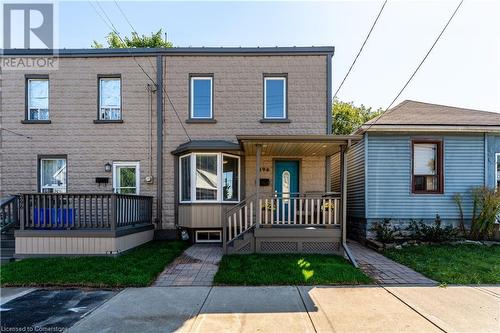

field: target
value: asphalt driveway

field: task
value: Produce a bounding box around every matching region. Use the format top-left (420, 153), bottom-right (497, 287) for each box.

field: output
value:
top-left (1, 285), bottom-right (498, 333)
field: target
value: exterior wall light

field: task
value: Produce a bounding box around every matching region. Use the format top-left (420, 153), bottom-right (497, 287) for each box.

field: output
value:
top-left (104, 162), bottom-right (112, 172)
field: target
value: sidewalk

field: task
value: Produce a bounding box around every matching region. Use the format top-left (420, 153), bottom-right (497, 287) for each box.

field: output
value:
top-left (67, 285), bottom-right (498, 333)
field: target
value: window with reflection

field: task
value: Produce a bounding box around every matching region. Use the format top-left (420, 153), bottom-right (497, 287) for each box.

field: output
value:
top-left (180, 153), bottom-right (240, 203)
top-left (412, 141), bottom-right (443, 193)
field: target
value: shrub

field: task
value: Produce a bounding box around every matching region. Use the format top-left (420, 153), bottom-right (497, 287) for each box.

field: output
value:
top-left (370, 218), bottom-right (399, 243)
top-left (470, 187), bottom-right (500, 240)
top-left (454, 187), bottom-right (500, 240)
top-left (406, 214), bottom-right (459, 242)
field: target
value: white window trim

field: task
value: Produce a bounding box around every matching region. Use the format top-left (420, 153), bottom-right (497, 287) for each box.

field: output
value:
top-left (99, 77), bottom-right (122, 120)
top-left (195, 230), bottom-right (222, 243)
top-left (40, 158), bottom-right (67, 193)
top-left (264, 76), bottom-right (287, 119)
top-left (112, 161), bottom-right (140, 195)
top-left (179, 152), bottom-right (240, 204)
top-left (190, 77), bottom-right (213, 119)
top-left (28, 78), bottom-right (49, 120)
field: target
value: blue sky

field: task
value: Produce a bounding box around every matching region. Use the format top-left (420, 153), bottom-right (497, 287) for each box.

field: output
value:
top-left (58, 0), bottom-right (499, 112)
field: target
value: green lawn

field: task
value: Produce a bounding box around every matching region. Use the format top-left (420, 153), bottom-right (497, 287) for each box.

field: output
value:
top-left (0, 241), bottom-right (188, 288)
top-left (214, 254), bottom-right (372, 285)
top-left (384, 244), bottom-right (500, 284)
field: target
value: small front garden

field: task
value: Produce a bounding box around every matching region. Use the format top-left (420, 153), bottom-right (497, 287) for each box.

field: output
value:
top-left (367, 186), bottom-right (500, 284)
top-left (0, 241), bottom-right (188, 288)
top-left (214, 254), bottom-right (372, 285)
top-left (385, 244), bottom-right (500, 284)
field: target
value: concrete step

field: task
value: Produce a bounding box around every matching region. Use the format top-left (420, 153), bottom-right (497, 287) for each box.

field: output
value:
top-left (1, 248), bottom-right (15, 256)
top-left (1, 239), bottom-right (15, 248)
top-left (1, 256), bottom-right (15, 264)
top-left (1, 233), bottom-right (15, 240)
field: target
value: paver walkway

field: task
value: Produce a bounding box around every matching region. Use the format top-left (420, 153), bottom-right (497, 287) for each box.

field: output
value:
top-left (154, 244), bottom-right (222, 286)
top-left (348, 241), bottom-right (437, 285)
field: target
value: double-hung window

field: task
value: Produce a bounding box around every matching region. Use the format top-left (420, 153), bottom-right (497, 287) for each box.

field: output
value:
top-left (412, 141), bottom-right (443, 194)
top-left (264, 76), bottom-right (287, 119)
top-left (27, 77), bottom-right (49, 121)
top-left (190, 76), bottom-right (213, 119)
top-left (98, 76), bottom-right (121, 121)
top-left (179, 153), bottom-right (240, 203)
top-left (39, 157), bottom-right (67, 193)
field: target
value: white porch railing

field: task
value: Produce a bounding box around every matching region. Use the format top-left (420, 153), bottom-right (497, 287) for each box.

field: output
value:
top-left (223, 192), bottom-right (341, 248)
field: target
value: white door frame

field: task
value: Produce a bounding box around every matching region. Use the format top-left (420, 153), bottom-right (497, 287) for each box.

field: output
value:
top-left (112, 161), bottom-right (140, 194)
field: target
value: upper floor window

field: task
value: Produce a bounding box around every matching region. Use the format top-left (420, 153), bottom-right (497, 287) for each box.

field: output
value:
top-left (179, 153), bottom-right (240, 203)
top-left (264, 76), bottom-right (287, 119)
top-left (27, 77), bottom-right (49, 121)
top-left (39, 157), bottom-right (67, 193)
top-left (190, 76), bottom-right (213, 119)
top-left (412, 141), bottom-right (443, 194)
top-left (98, 76), bottom-right (121, 121)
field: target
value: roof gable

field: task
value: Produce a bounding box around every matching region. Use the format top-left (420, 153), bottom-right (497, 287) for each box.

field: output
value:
top-left (360, 100), bottom-right (500, 133)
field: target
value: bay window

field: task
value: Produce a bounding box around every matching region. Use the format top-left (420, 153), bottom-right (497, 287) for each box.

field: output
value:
top-left (180, 153), bottom-right (240, 203)
top-left (412, 140), bottom-right (443, 194)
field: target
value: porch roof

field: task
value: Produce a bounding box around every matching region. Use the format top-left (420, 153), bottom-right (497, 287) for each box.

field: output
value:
top-left (237, 135), bottom-right (362, 156)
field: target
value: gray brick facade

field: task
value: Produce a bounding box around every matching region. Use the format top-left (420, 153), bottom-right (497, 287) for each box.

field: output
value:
top-left (1, 51), bottom-right (330, 231)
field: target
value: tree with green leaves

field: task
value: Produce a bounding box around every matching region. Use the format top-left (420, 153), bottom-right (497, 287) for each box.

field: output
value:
top-left (332, 99), bottom-right (383, 135)
top-left (92, 29), bottom-right (173, 48)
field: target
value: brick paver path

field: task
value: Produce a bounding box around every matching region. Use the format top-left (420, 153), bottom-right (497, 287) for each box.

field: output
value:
top-left (154, 244), bottom-right (222, 286)
top-left (348, 241), bottom-right (437, 285)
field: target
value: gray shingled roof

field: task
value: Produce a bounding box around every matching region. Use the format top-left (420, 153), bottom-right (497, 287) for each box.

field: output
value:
top-left (365, 100), bottom-right (500, 127)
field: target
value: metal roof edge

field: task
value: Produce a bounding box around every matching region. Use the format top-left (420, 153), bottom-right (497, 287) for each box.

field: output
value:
top-left (2, 46), bottom-right (335, 57)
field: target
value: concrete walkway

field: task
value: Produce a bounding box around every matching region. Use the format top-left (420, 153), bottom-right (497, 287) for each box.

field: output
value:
top-left (348, 241), bottom-right (437, 285)
top-left (66, 285), bottom-right (499, 333)
top-left (154, 244), bottom-right (222, 286)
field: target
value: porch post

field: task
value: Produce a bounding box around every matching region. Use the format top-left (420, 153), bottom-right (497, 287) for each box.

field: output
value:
top-left (341, 145), bottom-right (347, 244)
top-left (255, 144), bottom-right (262, 228)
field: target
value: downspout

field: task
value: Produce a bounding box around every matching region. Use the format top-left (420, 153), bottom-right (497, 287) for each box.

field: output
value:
top-left (156, 55), bottom-right (164, 228)
top-left (341, 140), bottom-right (358, 267)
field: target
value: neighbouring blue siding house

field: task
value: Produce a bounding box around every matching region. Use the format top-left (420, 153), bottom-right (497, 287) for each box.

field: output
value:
top-left (340, 100), bottom-right (500, 240)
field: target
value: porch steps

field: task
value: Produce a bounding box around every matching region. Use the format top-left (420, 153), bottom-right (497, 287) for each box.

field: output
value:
top-left (226, 228), bottom-right (255, 254)
top-left (1, 229), bottom-right (16, 264)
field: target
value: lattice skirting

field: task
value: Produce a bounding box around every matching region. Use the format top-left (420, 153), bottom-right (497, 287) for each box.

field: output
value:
top-left (257, 240), bottom-right (340, 254)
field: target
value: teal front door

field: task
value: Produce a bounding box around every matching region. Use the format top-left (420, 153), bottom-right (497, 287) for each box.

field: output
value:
top-left (274, 160), bottom-right (299, 222)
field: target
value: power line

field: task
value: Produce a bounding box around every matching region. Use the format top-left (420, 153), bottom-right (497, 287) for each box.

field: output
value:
top-left (363, 0), bottom-right (464, 133)
top-left (164, 87), bottom-right (192, 141)
top-left (88, 0), bottom-right (157, 86)
top-left (88, 0), bottom-right (191, 141)
top-left (0, 127), bottom-right (32, 139)
top-left (113, 0), bottom-right (157, 74)
top-left (333, 0), bottom-right (387, 102)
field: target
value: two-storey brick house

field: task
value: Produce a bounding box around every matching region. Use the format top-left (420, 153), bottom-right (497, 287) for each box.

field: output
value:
top-left (1, 47), bottom-right (359, 260)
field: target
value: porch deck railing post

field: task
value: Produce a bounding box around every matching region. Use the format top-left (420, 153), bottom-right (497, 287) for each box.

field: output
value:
top-left (110, 194), bottom-right (117, 231)
top-left (19, 194), bottom-right (25, 230)
top-left (255, 144), bottom-right (262, 228)
top-left (222, 211), bottom-right (227, 254)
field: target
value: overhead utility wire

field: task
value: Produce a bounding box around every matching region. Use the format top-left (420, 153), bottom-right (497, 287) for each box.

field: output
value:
top-left (332, 0), bottom-right (387, 102)
top-left (363, 0), bottom-right (464, 132)
top-left (88, 1), bottom-right (191, 141)
top-left (88, 0), bottom-right (157, 86)
top-left (113, 0), bottom-right (157, 74)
